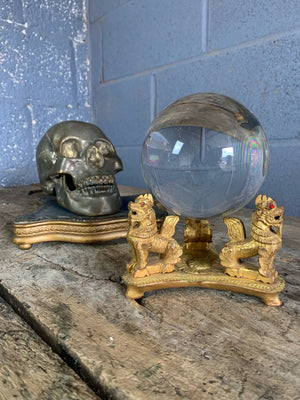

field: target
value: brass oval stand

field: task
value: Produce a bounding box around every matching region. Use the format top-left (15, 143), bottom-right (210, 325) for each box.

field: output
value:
top-left (13, 194), bottom-right (166, 250)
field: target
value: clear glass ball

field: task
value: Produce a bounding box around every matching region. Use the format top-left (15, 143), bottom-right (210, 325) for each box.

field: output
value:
top-left (141, 93), bottom-right (269, 218)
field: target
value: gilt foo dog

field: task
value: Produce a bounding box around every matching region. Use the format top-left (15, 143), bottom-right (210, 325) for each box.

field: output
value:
top-left (219, 195), bottom-right (284, 283)
top-left (126, 194), bottom-right (183, 279)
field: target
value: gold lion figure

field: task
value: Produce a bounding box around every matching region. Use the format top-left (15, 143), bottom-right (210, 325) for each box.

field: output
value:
top-left (127, 194), bottom-right (183, 279)
top-left (219, 195), bottom-right (284, 283)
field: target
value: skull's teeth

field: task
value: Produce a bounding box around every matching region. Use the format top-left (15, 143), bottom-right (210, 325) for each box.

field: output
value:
top-left (76, 175), bottom-right (115, 190)
top-left (78, 185), bottom-right (115, 195)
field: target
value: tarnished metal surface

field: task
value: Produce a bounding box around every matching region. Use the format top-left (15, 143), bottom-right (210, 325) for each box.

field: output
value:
top-left (36, 121), bottom-right (123, 216)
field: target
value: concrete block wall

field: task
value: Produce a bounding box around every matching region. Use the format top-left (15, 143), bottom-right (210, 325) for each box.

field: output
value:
top-left (90, 0), bottom-right (300, 217)
top-left (0, 0), bottom-right (92, 187)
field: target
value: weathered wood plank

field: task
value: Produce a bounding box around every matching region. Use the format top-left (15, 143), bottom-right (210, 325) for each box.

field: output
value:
top-left (0, 296), bottom-right (100, 400)
top-left (0, 185), bottom-right (299, 399)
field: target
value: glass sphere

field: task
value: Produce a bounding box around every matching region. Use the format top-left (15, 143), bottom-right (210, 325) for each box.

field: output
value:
top-left (141, 93), bottom-right (269, 218)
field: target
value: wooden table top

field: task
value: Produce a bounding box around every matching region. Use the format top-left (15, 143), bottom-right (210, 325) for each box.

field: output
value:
top-left (0, 185), bottom-right (299, 400)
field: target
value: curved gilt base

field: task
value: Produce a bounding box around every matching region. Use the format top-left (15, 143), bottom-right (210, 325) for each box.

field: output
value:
top-left (13, 219), bottom-right (129, 250)
top-left (122, 251), bottom-right (285, 306)
top-left (12, 193), bottom-right (166, 249)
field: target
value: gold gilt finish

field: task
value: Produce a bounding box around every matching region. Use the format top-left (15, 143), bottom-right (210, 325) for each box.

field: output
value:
top-left (126, 194), bottom-right (182, 278)
top-left (123, 194), bottom-right (285, 306)
top-left (13, 218), bottom-right (129, 250)
top-left (12, 187), bottom-right (155, 250)
top-left (219, 195), bottom-right (284, 284)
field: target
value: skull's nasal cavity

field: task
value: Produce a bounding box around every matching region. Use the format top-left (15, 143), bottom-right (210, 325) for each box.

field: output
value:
top-left (65, 174), bottom-right (76, 191)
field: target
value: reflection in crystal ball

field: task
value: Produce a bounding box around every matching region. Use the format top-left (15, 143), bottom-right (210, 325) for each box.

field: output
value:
top-left (141, 93), bottom-right (269, 218)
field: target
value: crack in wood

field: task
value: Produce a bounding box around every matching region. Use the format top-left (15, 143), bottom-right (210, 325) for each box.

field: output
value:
top-left (0, 283), bottom-right (107, 400)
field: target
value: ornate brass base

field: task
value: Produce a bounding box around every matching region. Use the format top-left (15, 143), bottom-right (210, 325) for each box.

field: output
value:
top-left (123, 195), bottom-right (286, 306)
top-left (13, 219), bottom-right (129, 250)
top-left (13, 194), bottom-right (166, 249)
top-left (123, 246), bottom-right (285, 306)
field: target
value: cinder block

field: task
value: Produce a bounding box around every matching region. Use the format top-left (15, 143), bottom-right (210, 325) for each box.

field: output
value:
top-left (155, 31), bottom-right (300, 141)
top-left (22, 0), bottom-right (84, 37)
top-left (0, 1), bottom-right (92, 189)
top-left (73, 40), bottom-right (90, 106)
top-left (102, 0), bottom-right (203, 80)
top-left (0, 0), bottom-right (25, 24)
top-left (114, 145), bottom-right (146, 189)
top-left (0, 166), bottom-right (38, 187)
top-left (89, 21), bottom-right (102, 89)
top-left (0, 20), bottom-right (87, 107)
top-left (93, 75), bottom-right (152, 147)
top-left (247, 140), bottom-right (300, 217)
top-left (0, 22), bottom-right (28, 98)
top-left (0, 98), bottom-right (33, 172)
top-left (89, 0), bottom-right (129, 23)
top-left (26, 33), bottom-right (82, 106)
top-left (32, 105), bottom-right (92, 154)
top-left (208, 0), bottom-right (300, 51)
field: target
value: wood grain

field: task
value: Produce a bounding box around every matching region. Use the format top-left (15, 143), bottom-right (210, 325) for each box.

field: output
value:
top-left (0, 185), bottom-right (299, 399)
top-left (0, 296), bottom-right (100, 400)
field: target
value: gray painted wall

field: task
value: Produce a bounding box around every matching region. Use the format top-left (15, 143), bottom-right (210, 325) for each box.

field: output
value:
top-left (0, 1), bottom-right (299, 217)
top-left (0, 0), bottom-right (92, 187)
top-left (90, 0), bottom-right (300, 217)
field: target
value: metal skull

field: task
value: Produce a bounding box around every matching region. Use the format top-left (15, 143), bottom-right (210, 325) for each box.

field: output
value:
top-left (36, 121), bottom-right (123, 216)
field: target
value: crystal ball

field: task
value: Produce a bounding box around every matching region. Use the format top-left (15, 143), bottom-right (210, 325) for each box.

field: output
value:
top-left (141, 93), bottom-right (269, 218)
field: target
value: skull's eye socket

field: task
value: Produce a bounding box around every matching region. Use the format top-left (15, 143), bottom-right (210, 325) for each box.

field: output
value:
top-left (60, 139), bottom-right (80, 158)
top-left (95, 140), bottom-right (113, 155)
